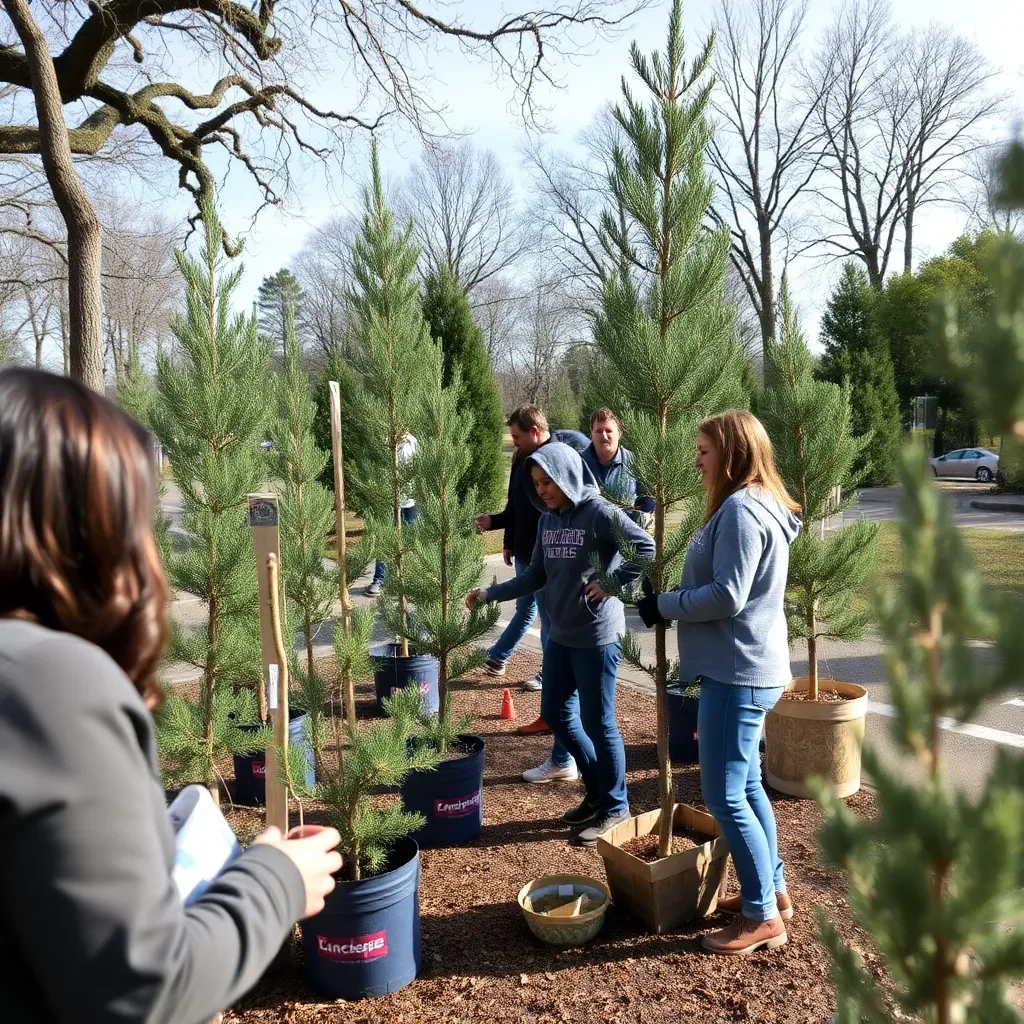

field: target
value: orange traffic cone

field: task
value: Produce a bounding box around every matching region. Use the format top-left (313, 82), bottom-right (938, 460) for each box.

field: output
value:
top-left (500, 687), bottom-right (516, 721)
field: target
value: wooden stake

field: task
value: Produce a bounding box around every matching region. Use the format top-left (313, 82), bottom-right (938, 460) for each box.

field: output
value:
top-left (328, 381), bottom-right (357, 729)
top-left (248, 493), bottom-right (289, 834)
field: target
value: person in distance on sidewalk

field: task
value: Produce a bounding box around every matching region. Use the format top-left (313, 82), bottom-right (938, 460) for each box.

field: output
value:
top-left (637, 410), bottom-right (800, 955)
top-left (467, 443), bottom-right (655, 845)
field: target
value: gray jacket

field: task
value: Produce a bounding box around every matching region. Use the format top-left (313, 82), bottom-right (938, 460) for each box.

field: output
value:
top-left (657, 487), bottom-right (801, 688)
top-left (485, 442), bottom-right (655, 648)
top-left (0, 619), bottom-right (305, 1024)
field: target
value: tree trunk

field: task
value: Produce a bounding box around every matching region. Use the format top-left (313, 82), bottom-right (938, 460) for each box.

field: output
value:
top-left (903, 191), bottom-right (916, 275)
top-left (3, 0), bottom-right (104, 392)
top-left (807, 606), bottom-right (818, 702)
top-left (758, 218), bottom-right (776, 355)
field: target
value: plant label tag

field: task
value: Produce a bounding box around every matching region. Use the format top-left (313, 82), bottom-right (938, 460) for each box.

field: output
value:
top-left (557, 884), bottom-right (574, 897)
top-left (268, 664), bottom-right (279, 710)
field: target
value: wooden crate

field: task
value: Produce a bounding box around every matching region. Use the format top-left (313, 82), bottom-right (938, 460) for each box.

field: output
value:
top-left (596, 804), bottom-right (730, 934)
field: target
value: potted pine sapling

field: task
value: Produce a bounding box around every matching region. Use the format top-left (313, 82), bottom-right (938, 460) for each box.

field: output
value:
top-left (290, 682), bottom-right (440, 1001)
top-left (348, 143), bottom-right (440, 713)
top-left (382, 358), bottom-right (501, 847)
top-left (586, 0), bottom-right (744, 932)
top-left (151, 202), bottom-right (272, 804)
top-left (756, 279), bottom-right (876, 798)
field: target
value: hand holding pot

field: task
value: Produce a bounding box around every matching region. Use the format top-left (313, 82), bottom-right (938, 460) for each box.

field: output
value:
top-left (253, 825), bottom-right (342, 919)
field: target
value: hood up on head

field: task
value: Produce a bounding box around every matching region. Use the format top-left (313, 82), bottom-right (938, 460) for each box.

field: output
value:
top-left (524, 442), bottom-right (600, 513)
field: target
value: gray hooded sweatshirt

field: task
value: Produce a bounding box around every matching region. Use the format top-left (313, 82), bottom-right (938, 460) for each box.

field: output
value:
top-left (0, 619), bottom-right (306, 1024)
top-left (484, 442), bottom-right (656, 648)
top-left (657, 487), bottom-right (802, 688)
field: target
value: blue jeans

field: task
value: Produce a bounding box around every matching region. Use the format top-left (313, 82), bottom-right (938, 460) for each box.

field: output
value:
top-left (372, 505), bottom-right (418, 584)
top-left (489, 562), bottom-right (572, 768)
top-left (541, 640), bottom-right (627, 816)
top-left (698, 679), bottom-right (785, 922)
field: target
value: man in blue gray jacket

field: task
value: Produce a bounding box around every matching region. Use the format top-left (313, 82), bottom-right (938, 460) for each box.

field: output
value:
top-left (581, 407), bottom-right (655, 529)
top-left (467, 443), bottom-right (655, 845)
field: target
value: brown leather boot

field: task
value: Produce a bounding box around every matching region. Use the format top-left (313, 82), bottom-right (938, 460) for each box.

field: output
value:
top-left (716, 890), bottom-right (793, 922)
top-left (701, 915), bottom-right (788, 956)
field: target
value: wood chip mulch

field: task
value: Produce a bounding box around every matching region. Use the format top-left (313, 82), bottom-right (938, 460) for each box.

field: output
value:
top-left (218, 650), bottom-right (890, 1024)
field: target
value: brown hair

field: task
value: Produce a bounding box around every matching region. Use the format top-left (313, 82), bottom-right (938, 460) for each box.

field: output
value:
top-left (589, 407), bottom-right (621, 430)
top-left (0, 367), bottom-right (168, 708)
top-left (698, 410), bottom-right (800, 524)
top-left (506, 405), bottom-right (548, 432)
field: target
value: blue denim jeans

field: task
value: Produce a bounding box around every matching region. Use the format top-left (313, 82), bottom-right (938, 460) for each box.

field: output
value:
top-left (541, 640), bottom-right (627, 816)
top-left (697, 679), bottom-right (785, 922)
top-left (372, 504), bottom-right (418, 584)
top-left (489, 562), bottom-right (572, 768)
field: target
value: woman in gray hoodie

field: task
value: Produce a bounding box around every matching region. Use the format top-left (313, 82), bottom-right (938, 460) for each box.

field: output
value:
top-left (467, 442), bottom-right (655, 846)
top-left (638, 410), bottom-right (801, 956)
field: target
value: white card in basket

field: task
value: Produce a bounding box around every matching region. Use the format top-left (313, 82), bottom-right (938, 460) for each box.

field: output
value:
top-left (167, 785), bottom-right (242, 905)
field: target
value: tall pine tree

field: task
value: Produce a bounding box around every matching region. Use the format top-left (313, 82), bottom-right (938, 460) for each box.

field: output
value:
top-left (383, 360), bottom-right (501, 750)
top-left (421, 268), bottom-right (504, 508)
top-left (815, 142), bottom-right (1024, 1024)
top-left (258, 268), bottom-right (306, 359)
top-left (756, 277), bottom-right (878, 700)
top-left (818, 264), bottom-right (902, 485)
top-left (270, 302), bottom-right (339, 773)
top-left (151, 202), bottom-right (270, 798)
top-left (591, 0), bottom-right (745, 855)
top-left (348, 142), bottom-right (434, 657)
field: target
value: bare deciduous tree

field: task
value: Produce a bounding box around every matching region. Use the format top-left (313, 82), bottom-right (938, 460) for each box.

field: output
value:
top-left (294, 213), bottom-right (360, 362)
top-left (709, 0), bottom-right (825, 354)
top-left (0, 0), bottom-right (649, 389)
top-left (396, 140), bottom-right (530, 293)
top-left (961, 144), bottom-right (1024, 237)
top-left (810, 0), bottom-right (1001, 287)
top-left (522, 106), bottom-right (630, 313)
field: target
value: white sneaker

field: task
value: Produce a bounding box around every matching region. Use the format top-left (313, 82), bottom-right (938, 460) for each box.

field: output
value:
top-left (522, 757), bottom-right (579, 784)
top-left (521, 673), bottom-right (543, 692)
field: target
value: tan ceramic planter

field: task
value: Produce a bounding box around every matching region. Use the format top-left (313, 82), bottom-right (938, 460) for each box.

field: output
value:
top-left (764, 678), bottom-right (868, 799)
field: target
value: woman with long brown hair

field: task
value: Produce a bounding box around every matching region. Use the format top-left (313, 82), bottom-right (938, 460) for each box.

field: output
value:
top-left (0, 367), bottom-right (341, 1023)
top-left (637, 410), bottom-right (801, 955)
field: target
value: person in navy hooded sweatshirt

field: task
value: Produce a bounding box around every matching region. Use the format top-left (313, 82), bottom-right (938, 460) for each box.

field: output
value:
top-left (466, 442), bottom-right (655, 846)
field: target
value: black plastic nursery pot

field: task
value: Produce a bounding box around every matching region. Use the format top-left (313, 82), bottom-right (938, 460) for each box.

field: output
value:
top-left (666, 683), bottom-right (699, 765)
top-left (232, 709), bottom-right (314, 806)
top-left (371, 643), bottom-right (439, 715)
top-left (399, 734), bottom-right (485, 848)
top-left (301, 836), bottom-right (421, 1000)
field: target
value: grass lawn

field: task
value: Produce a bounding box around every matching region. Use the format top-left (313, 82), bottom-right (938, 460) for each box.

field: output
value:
top-left (869, 523), bottom-right (1024, 631)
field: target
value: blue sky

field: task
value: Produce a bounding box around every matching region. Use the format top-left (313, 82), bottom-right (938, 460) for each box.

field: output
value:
top-left (205, 0), bottom-right (1024, 340)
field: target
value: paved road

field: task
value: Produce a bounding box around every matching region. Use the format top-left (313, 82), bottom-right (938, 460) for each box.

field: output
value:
top-left (848, 482), bottom-right (1024, 532)
top-left (160, 480), bottom-right (1024, 796)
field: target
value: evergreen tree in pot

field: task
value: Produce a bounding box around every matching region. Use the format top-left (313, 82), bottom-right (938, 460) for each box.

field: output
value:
top-left (568, 0), bottom-right (744, 932)
top-left (348, 142), bottom-right (440, 709)
top-left (589, 0), bottom-right (744, 867)
top-left (383, 357), bottom-right (501, 847)
top-left (150, 202), bottom-right (272, 803)
top-left (815, 154), bottom-right (1024, 1016)
top-left (265, 302), bottom-right (338, 789)
top-left (756, 277), bottom-right (879, 798)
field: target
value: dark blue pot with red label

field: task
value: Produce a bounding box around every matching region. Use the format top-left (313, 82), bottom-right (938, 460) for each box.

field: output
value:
top-left (232, 709), bottom-right (314, 805)
top-left (300, 836), bottom-right (420, 1000)
top-left (399, 734), bottom-right (485, 848)
top-left (667, 683), bottom-right (700, 765)
top-left (371, 643), bottom-right (439, 716)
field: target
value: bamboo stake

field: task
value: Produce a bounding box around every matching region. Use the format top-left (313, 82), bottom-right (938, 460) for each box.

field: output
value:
top-left (268, 553), bottom-right (302, 832)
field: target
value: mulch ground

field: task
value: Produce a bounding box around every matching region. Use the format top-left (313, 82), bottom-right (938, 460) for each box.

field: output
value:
top-left (219, 650), bottom-right (886, 1024)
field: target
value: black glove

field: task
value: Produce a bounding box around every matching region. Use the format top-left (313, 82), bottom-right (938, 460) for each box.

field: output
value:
top-left (636, 592), bottom-right (666, 628)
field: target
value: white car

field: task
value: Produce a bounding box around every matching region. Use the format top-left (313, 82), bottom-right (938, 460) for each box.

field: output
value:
top-left (929, 447), bottom-right (999, 482)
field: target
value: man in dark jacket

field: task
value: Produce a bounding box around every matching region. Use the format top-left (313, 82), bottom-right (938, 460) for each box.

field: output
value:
top-left (474, 406), bottom-right (587, 783)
